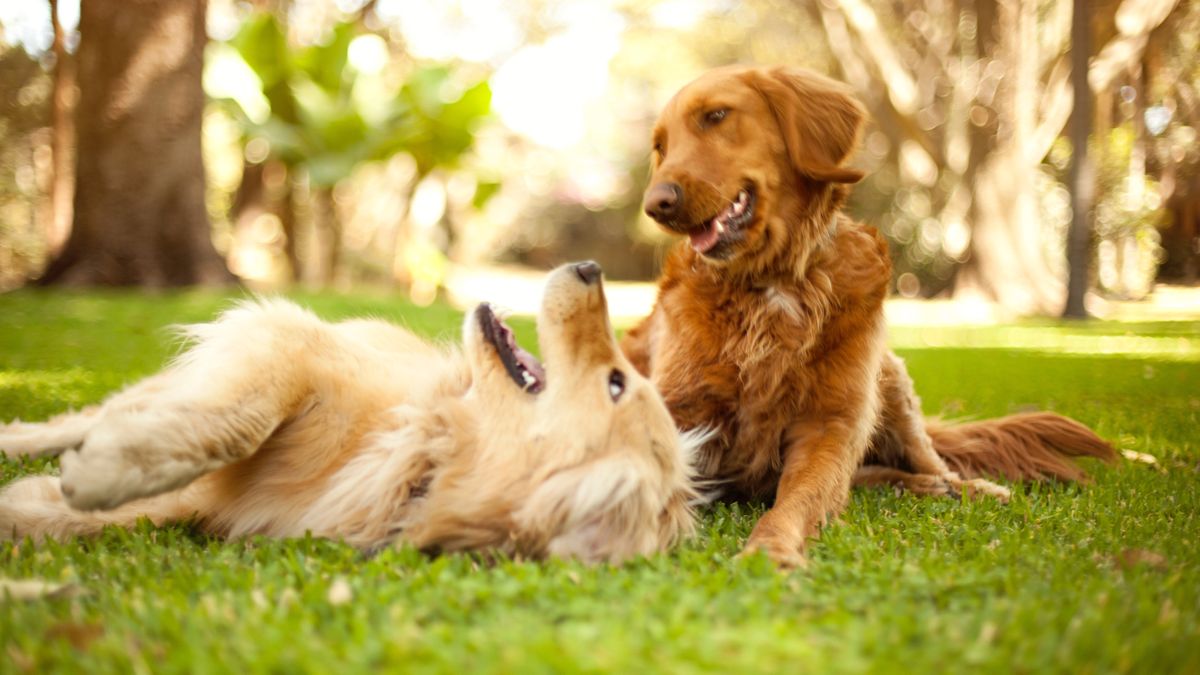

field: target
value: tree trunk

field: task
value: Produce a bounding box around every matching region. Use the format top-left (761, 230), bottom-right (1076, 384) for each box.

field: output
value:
top-left (1063, 0), bottom-right (1094, 318)
top-left (47, 0), bottom-right (75, 257)
top-left (956, 0), bottom-right (1066, 314)
top-left (310, 185), bottom-right (340, 285)
top-left (39, 0), bottom-right (231, 287)
top-left (278, 166), bottom-right (301, 280)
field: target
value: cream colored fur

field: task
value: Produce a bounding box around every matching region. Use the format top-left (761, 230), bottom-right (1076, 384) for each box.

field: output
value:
top-left (0, 264), bottom-right (699, 563)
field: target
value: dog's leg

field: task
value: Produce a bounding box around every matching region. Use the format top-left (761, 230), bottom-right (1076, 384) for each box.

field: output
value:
top-left (852, 465), bottom-right (1014, 500)
top-left (0, 368), bottom-right (187, 460)
top-left (56, 302), bottom-right (318, 511)
top-left (876, 352), bottom-right (1011, 502)
top-left (741, 416), bottom-right (869, 569)
top-left (851, 465), bottom-right (956, 496)
top-left (0, 475), bottom-right (198, 542)
top-left (0, 406), bottom-right (102, 459)
top-left (0, 369), bottom-right (185, 460)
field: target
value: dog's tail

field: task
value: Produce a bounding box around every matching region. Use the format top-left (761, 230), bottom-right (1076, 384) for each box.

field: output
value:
top-left (927, 412), bottom-right (1116, 482)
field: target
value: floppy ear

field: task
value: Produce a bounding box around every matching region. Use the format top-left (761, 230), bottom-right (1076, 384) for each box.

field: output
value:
top-left (745, 66), bottom-right (866, 184)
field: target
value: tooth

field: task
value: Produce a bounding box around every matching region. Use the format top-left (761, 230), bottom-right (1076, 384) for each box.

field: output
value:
top-left (716, 221), bottom-right (726, 234)
top-left (738, 190), bottom-right (747, 203)
top-left (522, 371), bottom-right (535, 385)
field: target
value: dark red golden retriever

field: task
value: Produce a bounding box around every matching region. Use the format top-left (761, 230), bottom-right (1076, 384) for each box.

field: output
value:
top-left (621, 65), bottom-right (1115, 568)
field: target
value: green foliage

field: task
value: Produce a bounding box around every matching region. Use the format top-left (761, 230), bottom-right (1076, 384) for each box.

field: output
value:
top-left (385, 68), bottom-right (493, 177)
top-left (1092, 125), bottom-right (1166, 240)
top-left (217, 13), bottom-right (492, 187)
top-left (1, 291), bottom-right (1198, 673)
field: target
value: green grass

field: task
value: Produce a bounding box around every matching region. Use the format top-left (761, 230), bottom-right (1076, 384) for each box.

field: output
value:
top-left (1, 289), bottom-right (1197, 674)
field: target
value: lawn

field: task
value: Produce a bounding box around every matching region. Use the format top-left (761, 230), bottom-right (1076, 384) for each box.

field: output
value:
top-left (1, 289), bottom-right (1197, 674)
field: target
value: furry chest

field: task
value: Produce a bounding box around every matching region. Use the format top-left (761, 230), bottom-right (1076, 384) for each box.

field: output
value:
top-left (652, 289), bottom-right (824, 490)
top-left (657, 302), bottom-right (825, 475)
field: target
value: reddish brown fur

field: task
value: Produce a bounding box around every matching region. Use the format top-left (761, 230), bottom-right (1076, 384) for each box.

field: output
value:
top-left (927, 413), bottom-right (1116, 483)
top-left (623, 65), bottom-right (1115, 567)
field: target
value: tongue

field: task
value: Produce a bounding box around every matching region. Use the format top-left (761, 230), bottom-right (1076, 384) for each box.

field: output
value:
top-left (689, 220), bottom-right (721, 253)
top-left (514, 346), bottom-right (545, 383)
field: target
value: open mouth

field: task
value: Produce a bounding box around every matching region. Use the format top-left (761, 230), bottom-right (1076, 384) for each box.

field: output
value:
top-left (686, 186), bottom-right (756, 256)
top-left (476, 303), bottom-right (546, 393)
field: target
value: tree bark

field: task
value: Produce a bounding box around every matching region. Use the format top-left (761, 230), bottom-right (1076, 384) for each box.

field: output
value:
top-left (47, 0), bottom-right (75, 257)
top-left (310, 185), bottom-right (340, 285)
top-left (1063, 0), bottom-right (1094, 318)
top-left (39, 0), bottom-right (231, 287)
top-left (278, 166), bottom-right (301, 280)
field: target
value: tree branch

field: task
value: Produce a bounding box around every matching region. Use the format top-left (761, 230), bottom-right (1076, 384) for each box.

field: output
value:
top-left (831, 0), bottom-right (921, 115)
top-left (1089, 0), bottom-right (1179, 91)
top-left (817, 0), bottom-right (944, 166)
top-left (1029, 54), bottom-right (1073, 162)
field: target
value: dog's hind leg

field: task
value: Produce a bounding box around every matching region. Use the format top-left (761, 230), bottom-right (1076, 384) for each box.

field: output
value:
top-left (1, 368), bottom-right (187, 460)
top-left (874, 352), bottom-right (1010, 501)
top-left (0, 475), bottom-right (199, 542)
top-left (0, 406), bottom-right (102, 459)
top-left (852, 465), bottom-right (957, 496)
top-left (56, 300), bottom-right (320, 512)
top-left (851, 465), bottom-right (1008, 500)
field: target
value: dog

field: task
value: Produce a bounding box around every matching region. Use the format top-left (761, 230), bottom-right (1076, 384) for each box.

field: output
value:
top-left (621, 65), bottom-right (1115, 568)
top-left (0, 262), bottom-right (698, 563)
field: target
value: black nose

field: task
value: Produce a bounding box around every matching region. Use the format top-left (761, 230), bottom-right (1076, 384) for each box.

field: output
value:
top-left (644, 182), bottom-right (682, 223)
top-left (573, 261), bottom-right (602, 285)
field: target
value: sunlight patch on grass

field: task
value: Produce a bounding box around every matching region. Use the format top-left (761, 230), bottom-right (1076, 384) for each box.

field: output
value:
top-left (0, 368), bottom-right (128, 420)
top-left (0, 369), bottom-right (95, 389)
top-left (889, 325), bottom-right (1200, 361)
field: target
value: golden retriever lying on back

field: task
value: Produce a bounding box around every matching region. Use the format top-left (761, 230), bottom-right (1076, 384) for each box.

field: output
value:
top-left (0, 262), bottom-right (697, 562)
top-left (623, 65), bottom-right (1114, 568)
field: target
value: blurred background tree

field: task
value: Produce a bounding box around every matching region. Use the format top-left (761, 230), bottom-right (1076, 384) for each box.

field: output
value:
top-left (213, 8), bottom-right (491, 295)
top-left (40, 0), bottom-right (230, 286)
top-left (0, 0), bottom-right (1196, 313)
top-left (808, 0), bottom-right (1181, 314)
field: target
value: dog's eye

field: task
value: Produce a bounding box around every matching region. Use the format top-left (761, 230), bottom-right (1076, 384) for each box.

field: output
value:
top-left (703, 108), bottom-right (728, 126)
top-left (608, 369), bottom-right (626, 402)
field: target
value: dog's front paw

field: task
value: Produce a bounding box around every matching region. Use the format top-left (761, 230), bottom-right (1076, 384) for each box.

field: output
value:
top-left (738, 534), bottom-right (807, 570)
top-left (59, 445), bottom-right (142, 511)
top-left (59, 423), bottom-right (168, 511)
top-left (58, 412), bottom-right (218, 511)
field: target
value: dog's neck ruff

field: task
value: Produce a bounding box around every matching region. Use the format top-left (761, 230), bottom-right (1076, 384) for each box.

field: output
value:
top-left (824, 216), bottom-right (840, 240)
top-left (792, 215), bottom-right (839, 279)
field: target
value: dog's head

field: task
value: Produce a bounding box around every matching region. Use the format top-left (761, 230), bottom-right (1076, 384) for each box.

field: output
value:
top-left (644, 65), bottom-right (865, 267)
top-left (456, 262), bottom-right (698, 562)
